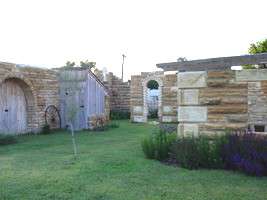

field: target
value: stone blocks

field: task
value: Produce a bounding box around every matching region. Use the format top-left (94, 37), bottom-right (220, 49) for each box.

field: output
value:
top-left (133, 116), bottom-right (146, 123)
top-left (178, 106), bottom-right (207, 122)
top-left (133, 106), bottom-right (143, 114)
top-left (178, 89), bottom-right (199, 105)
top-left (178, 71), bottom-right (207, 88)
top-left (178, 123), bottom-right (199, 137)
top-left (236, 69), bottom-right (267, 82)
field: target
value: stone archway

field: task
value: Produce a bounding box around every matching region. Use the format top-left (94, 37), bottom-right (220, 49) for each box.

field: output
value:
top-left (0, 76), bottom-right (37, 134)
top-left (142, 76), bottom-right (163, 122)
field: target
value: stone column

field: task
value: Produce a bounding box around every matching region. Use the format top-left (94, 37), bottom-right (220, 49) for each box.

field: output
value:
top-left (177, 71), bottom-right (208, 136)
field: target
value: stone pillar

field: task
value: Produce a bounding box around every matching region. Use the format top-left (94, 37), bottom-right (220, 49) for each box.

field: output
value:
top-left (177, 71), bottom-right (208, 136)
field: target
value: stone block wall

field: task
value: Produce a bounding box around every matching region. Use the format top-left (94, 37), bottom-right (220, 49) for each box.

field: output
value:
top-left (162, 74), bottom-right (178, 122)
top-left (105, 73), bottom-right (130, 113)
top-left (0, 62), bottom-right (59, 133)
top-left (178, 69), bottom-right (267, 136)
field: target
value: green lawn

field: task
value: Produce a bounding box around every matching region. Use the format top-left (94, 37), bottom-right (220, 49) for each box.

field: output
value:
top-left (0, 121), bottom-right (267, 200)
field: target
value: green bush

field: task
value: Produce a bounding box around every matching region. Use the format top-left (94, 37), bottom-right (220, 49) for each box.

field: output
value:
top-left (110, 110), bottom-right (130, 120)
top-left (0, 134), bottom-right (17, 145)
top-left (41, 124), bottom-right (51, 134)
top-left (170, 135), bottom-right (226, 169)
top-left (141, 130), bottom-right (176, 161)
top-left (108, 121), bottom-right (120, 129)
top-left (148, 109), bottom-right (158, 119)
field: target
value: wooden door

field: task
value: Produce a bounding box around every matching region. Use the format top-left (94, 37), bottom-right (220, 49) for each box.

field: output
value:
top-left (0, 80), bottom-right (27, 134)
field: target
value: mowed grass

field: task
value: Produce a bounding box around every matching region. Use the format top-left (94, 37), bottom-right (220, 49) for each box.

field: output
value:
top-left (0, 121), bottom-right (267, 200)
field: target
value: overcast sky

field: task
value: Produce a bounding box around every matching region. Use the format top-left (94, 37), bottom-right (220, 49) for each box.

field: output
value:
top-left (0, 0), bottom-right (266, 80)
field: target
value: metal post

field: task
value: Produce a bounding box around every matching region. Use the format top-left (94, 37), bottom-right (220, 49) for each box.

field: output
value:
top-left (122, 54), bottom-right (126, 81)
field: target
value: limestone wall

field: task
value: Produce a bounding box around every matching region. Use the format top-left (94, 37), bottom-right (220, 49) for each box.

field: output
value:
top-left (105, 73), bottom-right (130, 113)
top-left (130, 75), bottom-right (145, 122)
top-left (162, 74), bottom-right (178, 122)
top-left (177, 69), bottom-right (267, 136)
top-left (0, 62), bottom-right (59, 133)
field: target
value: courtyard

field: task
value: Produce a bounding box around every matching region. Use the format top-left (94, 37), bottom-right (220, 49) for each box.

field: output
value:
top-left (1, 121), bottom-right (267, 200)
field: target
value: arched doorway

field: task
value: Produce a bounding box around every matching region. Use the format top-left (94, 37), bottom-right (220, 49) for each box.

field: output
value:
top-left (0, 78), bottom-right (35, 134)
top-left (146, 80), bottom-right (159, 119)
top-left (143, 77), bottom-right (163, 122)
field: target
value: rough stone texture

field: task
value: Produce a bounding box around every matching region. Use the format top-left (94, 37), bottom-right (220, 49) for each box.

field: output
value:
top-left (130, 72), bottom-right (177, 123)
top-left (199, 70), bottom-right (248, 134)
top-left (162, 116), bottom-right (177, 123)
top-left (158, 54), bottom-right (267, 136)
top-left (176, 69), bottom-right (267, 136)
top-left (178, 71), bottom-right (207, 88)
top-left (0, 62), bottom-right (59, 133)
top-left (248, 81), bottom-right (267, 126)
top-left (130, 75), bottom-right (144, 121)
top-left (178, 106), bottom-right (207, 122)
top-left (133, 106), bottom-right (143, 114)
top-left (104, 72), bottom-right (130, 113)
top-left (178, 89), bottom-right (199, 105)
top-left (162, 74), bottom-right (178, 120)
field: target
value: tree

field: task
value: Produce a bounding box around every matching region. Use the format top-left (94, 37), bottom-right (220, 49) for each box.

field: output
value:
top-left (63, 61), bottom-right (76, 68)
top-left (177, 57), bottom-right (187, 62)
top-left (59, 70), bottom-right (81, 158)
top-left (147, 80), bottom-right (159, 90)
top-left (249, 39), bottom-right (267, 54)
top-left (80, 60), bottom-right (96, 70)
top-left (93, 68), bottom-right (104, 81)
top-left (246, 39), bottom-right (267, 69)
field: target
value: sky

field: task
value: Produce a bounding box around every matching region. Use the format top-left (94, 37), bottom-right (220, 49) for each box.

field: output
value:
top-left (0, 0), bottom-right (266, 80)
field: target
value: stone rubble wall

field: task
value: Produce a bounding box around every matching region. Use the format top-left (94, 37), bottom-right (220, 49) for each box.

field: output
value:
top-left (178, 69), bottom-right (267, 136)
top-left (104, 72), bottom-right (130, 113)
top-left (0, 62), bottom-right (59, 133)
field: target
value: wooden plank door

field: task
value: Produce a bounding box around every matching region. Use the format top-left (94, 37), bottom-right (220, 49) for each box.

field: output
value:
top-left (0, 80), bottom-right (27, 134)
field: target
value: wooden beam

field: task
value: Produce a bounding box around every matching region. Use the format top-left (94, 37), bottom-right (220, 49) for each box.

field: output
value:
top-left (157, 53), bottom-right (267, 71)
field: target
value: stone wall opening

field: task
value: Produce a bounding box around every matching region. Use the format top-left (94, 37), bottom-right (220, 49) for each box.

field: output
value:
top-left (146, 80), bottom-right (159, 120)
top-left (131, 72), bottom-right (177, 123)
top-left (142, 76), bottom-right (163, 122)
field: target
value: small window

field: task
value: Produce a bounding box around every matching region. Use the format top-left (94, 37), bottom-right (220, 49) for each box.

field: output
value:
top-left (255, 125), bottom-right (265, 132)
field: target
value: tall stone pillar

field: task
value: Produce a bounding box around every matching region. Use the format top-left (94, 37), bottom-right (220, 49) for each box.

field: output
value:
top-left (177, 71), bottom-right (208, 136)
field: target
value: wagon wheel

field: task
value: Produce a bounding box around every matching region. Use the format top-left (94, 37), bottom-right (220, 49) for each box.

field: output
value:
top-left (45, 105), bottom-right (61, 129)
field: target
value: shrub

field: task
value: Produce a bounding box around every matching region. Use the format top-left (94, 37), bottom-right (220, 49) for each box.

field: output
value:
top-left (110, 110), bottom-right (130, 120)
top-left (108, 121), bottom-right (120, 129)
top-left (148, 109), bottom-right (158, 119)
top-left (0, 134), bottom-right (17, 145)
top-left (159, 123), bottom-right (177, 134)
top-left (142, 128), bottom-right (267, 176)
top-left (170, 135), bottom-right (226, 170)
top-left (221, 132), bottom-right (267, 176)
top-left (141, 130), bottom-right (176, 161)
top-left (170, 136), bottom-right (200, 169)
top-left (41, 124), bottom-right (51, 134)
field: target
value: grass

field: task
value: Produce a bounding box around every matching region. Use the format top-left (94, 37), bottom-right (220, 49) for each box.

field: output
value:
top-left (0, 120), bottom-right (267, 200)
